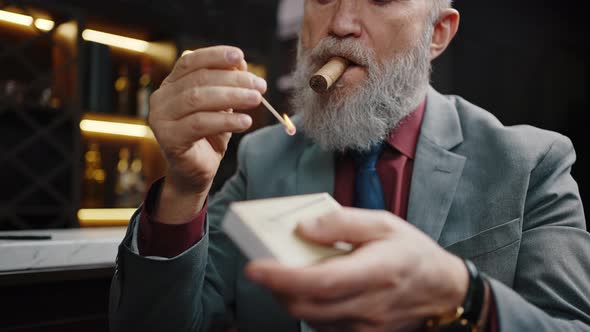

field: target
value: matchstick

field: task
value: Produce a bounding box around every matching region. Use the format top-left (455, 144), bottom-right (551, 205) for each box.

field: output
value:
top-left (261, 96), bottom-right (296, 136)
top-left (232, 67), bottom-right (296, 135)
top-left (261, 97), bottom-right (285, 125)
top-left (309, 57), bottom-right (350, 93)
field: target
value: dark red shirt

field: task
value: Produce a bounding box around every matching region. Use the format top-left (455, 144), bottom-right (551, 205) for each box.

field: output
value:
top-left (137, 180), bottom-right (207, 257)
top-left (334, 100), bottom-right (425, 217)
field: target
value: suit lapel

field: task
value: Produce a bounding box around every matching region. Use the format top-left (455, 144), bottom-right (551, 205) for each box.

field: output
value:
top-left (407, 87), bottom-right (466, 243)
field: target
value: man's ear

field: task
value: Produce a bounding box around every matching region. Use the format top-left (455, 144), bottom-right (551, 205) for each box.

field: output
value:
top-left (430, 8), bottom-right (460, 60)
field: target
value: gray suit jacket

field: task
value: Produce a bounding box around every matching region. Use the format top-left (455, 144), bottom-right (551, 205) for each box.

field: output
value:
top-left (110, 87), bottom-right (590, 331)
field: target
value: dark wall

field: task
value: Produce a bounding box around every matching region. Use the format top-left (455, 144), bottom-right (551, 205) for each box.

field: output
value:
top-left (431, 1), bottom-right (589, 227)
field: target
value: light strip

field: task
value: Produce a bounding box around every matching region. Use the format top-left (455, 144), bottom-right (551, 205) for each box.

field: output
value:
top-left (0, 9), bottom-right (161, 56)
top-left (82, 29), bottom-right (149, 53)
top-left (0, 9), bottom-right (33, 26)
top-left (0, 9), bottom-right (55, 31)
top-left (34, 18), bottom-right (54, 31)
top-left (78, 208), bottom-right (136, 221)
top-left (80, 119), bottom-right (150, 138)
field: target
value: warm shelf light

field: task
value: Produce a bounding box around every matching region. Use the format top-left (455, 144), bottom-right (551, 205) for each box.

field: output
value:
top-left (0, 9), bottom-right (176, 65)
top-left (0, 9), bottom-right (33, 27)
top-left (78, 208), bottom-right (135, 227)
top-left (80, 118), bottom-right (153, 139)
top-left (78, 208), bottom-right (136, 221)
top-left (34, 18), bottom-right (54, 31)
top-left (0, 9), bottom-right (55, 32)
top-left (82, 29), bottom-right (149, 53)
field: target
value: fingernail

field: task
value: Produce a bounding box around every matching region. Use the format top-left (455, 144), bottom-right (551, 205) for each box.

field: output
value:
top-left (226, 50), bottom-right (242, 64)
top-left (243, 90), bottom-right (260, 104)
top-left (299, 218), bottom-right (318, 233)
top-left (253, 77), bottom-right (267, 92)
top-left (238, 114), bottom-right (252, 127)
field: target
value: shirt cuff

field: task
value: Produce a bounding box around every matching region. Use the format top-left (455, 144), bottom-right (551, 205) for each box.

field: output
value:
top-left (137, 177), bottom-right (207, 258)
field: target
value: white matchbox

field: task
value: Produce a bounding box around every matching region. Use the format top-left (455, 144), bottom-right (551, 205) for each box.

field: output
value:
top-left (221, 193), bottom-right (350, 267)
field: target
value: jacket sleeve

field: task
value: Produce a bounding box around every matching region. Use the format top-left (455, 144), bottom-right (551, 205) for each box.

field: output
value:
top-left (109, 135), bottom-right (253, 332)
top-left (489, 135), bottom-right (590, 331)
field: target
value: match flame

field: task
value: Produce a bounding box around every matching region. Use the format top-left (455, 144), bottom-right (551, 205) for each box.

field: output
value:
top-left (283, 114), bottom-right (297, 136)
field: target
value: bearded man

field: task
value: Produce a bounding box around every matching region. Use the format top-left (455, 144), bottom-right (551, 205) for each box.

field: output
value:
top-left (109, 1), bottom-right (590, 331)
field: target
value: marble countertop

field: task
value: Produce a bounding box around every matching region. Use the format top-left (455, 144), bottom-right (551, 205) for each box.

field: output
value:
top-left (0, 227), bottom-right (126, 273)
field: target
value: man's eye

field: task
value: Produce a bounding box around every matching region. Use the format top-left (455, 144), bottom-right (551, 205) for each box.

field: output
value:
top-left (316, 0), bottom-right (334, 5)
top-left (372, 0), bottom-right (394, 5)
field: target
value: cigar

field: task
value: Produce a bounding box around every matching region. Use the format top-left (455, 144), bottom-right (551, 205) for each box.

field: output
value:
top-left (309, 57), bottom-right (350, 93)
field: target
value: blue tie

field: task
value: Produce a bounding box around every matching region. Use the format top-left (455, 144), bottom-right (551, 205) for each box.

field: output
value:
top-left (350, 142), bottom-right (386, 210)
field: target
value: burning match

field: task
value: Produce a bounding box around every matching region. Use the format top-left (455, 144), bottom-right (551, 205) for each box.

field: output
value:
top-left (261, 97), bottom-right (297, 136)
top-left (233, 68), bottom-right (295, 135)
top-left (309, 57), bottom-right (350, 93)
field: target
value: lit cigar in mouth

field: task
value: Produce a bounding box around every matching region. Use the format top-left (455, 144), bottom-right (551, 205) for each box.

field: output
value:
top-left (309, 57), bottom-right (350, 93)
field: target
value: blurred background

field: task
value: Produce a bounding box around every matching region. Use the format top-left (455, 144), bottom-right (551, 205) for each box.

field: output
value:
top-left (0, 0), bottom-right (587, 330)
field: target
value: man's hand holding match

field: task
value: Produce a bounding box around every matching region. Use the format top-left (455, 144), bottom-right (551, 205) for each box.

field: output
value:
top-left (147, 46), bottom-right (267, 224)
top-left (245, 208), bottom-right (477, 332)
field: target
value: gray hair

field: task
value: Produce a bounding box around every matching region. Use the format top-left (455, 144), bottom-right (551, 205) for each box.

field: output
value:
top-left (431, 0), bottom-right (453, 23)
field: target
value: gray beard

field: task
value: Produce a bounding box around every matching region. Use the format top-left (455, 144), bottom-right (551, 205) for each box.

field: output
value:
top-left (290, 28), bottom-right (432, 152)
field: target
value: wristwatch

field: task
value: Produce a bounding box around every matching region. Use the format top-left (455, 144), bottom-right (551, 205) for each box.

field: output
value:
top-left (425, 259), bottom-right (487, 332)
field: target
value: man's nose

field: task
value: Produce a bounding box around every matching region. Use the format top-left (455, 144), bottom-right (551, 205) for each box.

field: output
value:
top-left (328, 0), bottom-right (362, 38)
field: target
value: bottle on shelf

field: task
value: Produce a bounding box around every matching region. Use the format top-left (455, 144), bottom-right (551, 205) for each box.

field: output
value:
top-left (82, 142), bottom-right (106, 208)
top-left (39, 87), bottom-right (52, 107)
top-left (85, 41), bottom-right (113, 114)
top-left (0, 80), bottom-right (25, 106)
top-left (137, 58), bottom-right (154, 119)
top-left (114, 147), bottom-right (146, 208)
top-left (130, 148), bottom-right (147, 196)
top-left (114, 65), bottom-right (131, 115)
top-left (38, 86), bottom-right (62, 109)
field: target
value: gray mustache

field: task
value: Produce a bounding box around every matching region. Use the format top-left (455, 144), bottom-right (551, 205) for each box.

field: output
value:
top-left (306, 37), bottom-right (376, 69)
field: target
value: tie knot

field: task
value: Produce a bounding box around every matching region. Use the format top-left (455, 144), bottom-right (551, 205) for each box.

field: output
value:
top-left (349, 142), bottom-right (385, 171)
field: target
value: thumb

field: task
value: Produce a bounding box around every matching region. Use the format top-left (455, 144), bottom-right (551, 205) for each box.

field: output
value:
top-left (295, 207), bottom-right (399, 246)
